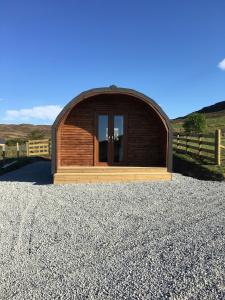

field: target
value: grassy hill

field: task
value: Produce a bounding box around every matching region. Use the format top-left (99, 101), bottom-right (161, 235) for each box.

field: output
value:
top-left (172, 100), bottom-right (225, 133)
top-left (0, 124), bottom-right (51, 140)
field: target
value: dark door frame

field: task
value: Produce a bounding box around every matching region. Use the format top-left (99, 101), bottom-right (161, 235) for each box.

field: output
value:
top-left (94, 112), bottom-right (128, 166)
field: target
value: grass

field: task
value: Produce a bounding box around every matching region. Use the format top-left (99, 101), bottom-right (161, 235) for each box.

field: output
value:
top-left (173, 132), bottom-right (225, 180)
top-left (173, 152), bottom-right (225, 181)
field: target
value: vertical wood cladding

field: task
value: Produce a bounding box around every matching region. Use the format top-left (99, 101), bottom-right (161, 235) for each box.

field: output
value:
top-left (57, 94), bottom-right (167, 167)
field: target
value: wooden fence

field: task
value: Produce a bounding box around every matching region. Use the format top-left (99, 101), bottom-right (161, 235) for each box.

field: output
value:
top-left (0, 139), bottom-right (51, 161)
top-left (173, 129), bottom-right (225, 165)
top-left (27, 139), bottom-right (51, 156)
top-left (1, 132), bottom-right (225, 166)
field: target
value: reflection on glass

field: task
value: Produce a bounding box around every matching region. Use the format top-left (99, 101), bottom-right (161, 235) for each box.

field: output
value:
top-left (98, 115), bottom-right (108, 162)
top-left (114, 115), bottom-right (124, 162)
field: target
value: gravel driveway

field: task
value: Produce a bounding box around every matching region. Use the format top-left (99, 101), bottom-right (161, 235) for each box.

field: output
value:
top-left (0, 161), bottom-right (224, 299)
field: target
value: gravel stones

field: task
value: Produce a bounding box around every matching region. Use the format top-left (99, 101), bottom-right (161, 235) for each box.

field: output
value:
top-left (0, 162), bottom-right (224, 299)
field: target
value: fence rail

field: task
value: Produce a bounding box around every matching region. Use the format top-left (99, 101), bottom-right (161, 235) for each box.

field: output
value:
top-left (173, 129), bottom-right (225, 165)
top-left (27, 139), bottom-right (51, 156)
top-left (0, 139), bottom-right (51, 163)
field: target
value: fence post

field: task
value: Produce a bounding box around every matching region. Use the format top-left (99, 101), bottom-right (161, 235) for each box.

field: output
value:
top-left (49, 139), bottom-right (51, 156)
top-left (16, 142), bottom-right (20, 159)
top-left (186, 135), bottom-right (188, 153)
top-left (198, 134), bottom-right (202, 158)
top-left (215, 129), bottom-right (221, 165)
top-left (2, 144), bottom-right (6, 164)
top-left (177, 134), bottom-right (180, 152)
top-left (26, 141), bottom-right (29, 157)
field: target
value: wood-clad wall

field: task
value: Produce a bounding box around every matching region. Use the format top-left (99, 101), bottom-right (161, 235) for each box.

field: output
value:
top-left (57, 94), bottom-right (167, 167)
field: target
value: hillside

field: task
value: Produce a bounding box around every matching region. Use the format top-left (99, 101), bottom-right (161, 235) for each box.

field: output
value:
top-left (0, 124), bottom-right (51, 140)
top-left (172, 100), bottom-right (225, 133)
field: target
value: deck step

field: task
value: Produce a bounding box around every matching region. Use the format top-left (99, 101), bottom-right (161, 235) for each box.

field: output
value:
top-left (54, 171), bottom-right (172, 184)
top-left (57, 167), bottom-right (168, 173)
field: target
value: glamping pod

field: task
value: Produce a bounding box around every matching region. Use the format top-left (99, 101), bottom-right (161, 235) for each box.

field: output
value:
top-left (52, 87), bottom-right (172, 183)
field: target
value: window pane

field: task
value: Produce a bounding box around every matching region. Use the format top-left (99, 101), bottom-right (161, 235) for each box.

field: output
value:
top-left (98, 115), bottom-right (108, 162)
top-left (114, 115), bottom-right (124, 162)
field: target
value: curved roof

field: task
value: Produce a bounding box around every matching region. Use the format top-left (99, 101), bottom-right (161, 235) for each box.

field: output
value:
top-left (51, 86), bottom-right (173, 173)
top-left (52, 86), bottom-right (171, 131)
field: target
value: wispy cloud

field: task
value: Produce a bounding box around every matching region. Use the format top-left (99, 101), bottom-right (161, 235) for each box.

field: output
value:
top-left (218, 58), bottom-right (225, 71)
top-left (3, 105), bottom-right (62, 122)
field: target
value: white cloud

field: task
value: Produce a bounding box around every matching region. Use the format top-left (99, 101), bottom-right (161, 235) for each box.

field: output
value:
top-left (3, 105), bottom-right (62, 122)
top-left (218, 58), bottom-right (225, 71)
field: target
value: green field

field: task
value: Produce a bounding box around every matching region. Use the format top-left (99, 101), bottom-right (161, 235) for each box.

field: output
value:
top-left (173, 152), bottom-right (225, 181)
top-left (172, 111), bottom-right (225, 134)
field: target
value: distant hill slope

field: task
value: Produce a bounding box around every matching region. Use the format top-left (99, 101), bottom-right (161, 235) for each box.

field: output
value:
top-left (172, 100), bottom-right (225, 133)
top-left (197, 101), bottom-right (225, 114)
top-left (0, 124), bottom-right (51, 140)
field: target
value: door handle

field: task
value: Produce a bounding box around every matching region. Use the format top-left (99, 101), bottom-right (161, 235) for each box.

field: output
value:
top-left (108, 136), bottom-right (114, 142)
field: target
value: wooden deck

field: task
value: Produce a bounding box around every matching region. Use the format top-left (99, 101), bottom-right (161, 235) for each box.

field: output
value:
top-left (54, 167), bottom-right (172, 184)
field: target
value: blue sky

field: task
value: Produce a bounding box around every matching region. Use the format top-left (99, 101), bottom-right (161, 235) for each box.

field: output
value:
top-left (0, 0), bottom-right (225, 124)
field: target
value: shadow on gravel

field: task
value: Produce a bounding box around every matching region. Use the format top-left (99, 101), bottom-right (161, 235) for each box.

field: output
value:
top-left (0, 160), bottom-right (52, 185)
top-left (173, 154), bottom-right (224, 181)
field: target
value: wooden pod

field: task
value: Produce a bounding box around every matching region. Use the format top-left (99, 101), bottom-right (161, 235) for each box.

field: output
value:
top-left (52, 87), bottom-right (172, 183)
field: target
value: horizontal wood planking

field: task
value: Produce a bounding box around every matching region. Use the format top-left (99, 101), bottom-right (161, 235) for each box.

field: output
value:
top-left (28, 139), bottom-right (51, 156)
top-left (176, 149), bottom-right (215, 161)
top-left (57, 167), bottom-right (168, 173)
top-left (200, 140), bottom-right (215, 147)
top-left (28, 139), bottom-right (50, 143)
top-left (200, 148), bottom-right (215, 155)
top-left (57, 94), bottom-right (168, 167)
top-left (54, 171), bottom-right (172, 184)
top-left (176, 133), bottom-right (214, 138)
top-left (178, 137), bottom-right (215, 147)
top-left (174, 143), bottom-right (215, 155)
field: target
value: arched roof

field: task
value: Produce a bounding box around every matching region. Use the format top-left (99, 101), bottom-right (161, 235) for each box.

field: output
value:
top-left (52, 86), bottom-right (171, 131)
top-left (51, 86), bottom-right (172, 173)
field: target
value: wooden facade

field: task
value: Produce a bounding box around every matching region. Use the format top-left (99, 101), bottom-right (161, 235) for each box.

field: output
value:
top-left (52, 87), bottom-right (172, 183)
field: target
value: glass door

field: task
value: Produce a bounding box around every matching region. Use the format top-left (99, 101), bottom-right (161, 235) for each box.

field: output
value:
top-left (96, 114), bottom-right (126, 165)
